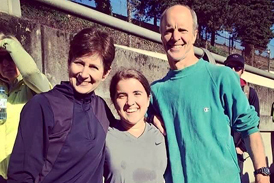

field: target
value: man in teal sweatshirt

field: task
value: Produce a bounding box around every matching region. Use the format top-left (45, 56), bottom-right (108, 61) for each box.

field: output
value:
top-left (149, 4), bottom-right (270, 183)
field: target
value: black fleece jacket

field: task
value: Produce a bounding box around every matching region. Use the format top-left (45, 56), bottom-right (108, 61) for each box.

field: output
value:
top-left (8, 82), bottom-right (115, 183)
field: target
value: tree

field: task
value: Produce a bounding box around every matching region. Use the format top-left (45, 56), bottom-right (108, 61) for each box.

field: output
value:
top-left (228, 0), bottom-right (274, 65)
top-left (132, 0), bottom-right (181, 26)
top-left (127, 0), bottom-right (132, 23)
top-left (191, 0), bottom-right (230, 46)
top-left (94, 0), bottom-right (112, 15)
top-left (127, 0), bottom-right (132, 46)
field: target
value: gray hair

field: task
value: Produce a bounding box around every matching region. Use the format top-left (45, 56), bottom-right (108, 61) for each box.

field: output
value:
top-left (159, 5), bottom-right (198, 34)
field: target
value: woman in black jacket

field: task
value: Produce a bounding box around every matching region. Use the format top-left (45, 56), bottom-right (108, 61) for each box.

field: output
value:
top-left (7, 27), bottom-right (115, 183)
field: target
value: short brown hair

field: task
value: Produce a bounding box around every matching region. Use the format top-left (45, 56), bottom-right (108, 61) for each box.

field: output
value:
top-left (109, 68), bottom-right (151, 104)
top-left (68, 27), bottom-right (115, 74)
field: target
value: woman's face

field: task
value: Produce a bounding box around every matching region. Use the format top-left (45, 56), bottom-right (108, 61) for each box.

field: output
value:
top-left (114, 78), bottom-right (150, 128)
top-left (69, 54), bottom-right (109, 94)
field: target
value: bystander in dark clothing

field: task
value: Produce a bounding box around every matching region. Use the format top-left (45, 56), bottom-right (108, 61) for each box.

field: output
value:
top-left (240, 78), bottom-right (260, 117)
top-left (225, 54), bottom-right (260, 180)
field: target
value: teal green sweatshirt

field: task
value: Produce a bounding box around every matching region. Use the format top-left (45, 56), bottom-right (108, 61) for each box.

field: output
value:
top-left (150, 59), bottom-right (259, 183)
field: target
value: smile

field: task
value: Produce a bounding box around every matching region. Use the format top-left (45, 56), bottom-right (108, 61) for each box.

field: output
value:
top-left (173, 45), bottom-right (183, 48)
top-left (126, 108), bottom-right (138, 113)
top-left (169, 44), bottom-right (184, 51)
top-left (76, 80), bottom-right (91, 86)
top-left (79, 82), bottom-right (90, 86)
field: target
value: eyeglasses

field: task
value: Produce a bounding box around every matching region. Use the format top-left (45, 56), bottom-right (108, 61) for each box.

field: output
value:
top-left (226, 65), bottom-right (243, 72)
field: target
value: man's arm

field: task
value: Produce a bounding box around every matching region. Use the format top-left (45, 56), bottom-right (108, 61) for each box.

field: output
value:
top-left (221, 70), bottom-right (268, 182)
top-left (244, 132), bottom-right (270, 183)
top-left (0, 37), bottom-right (52, 93)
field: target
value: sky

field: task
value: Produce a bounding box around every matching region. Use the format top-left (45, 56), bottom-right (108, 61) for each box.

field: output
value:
top-left (71, 0), bottom-right (274, 58)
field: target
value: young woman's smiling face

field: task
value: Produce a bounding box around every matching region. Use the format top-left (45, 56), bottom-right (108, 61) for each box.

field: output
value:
top-left (114, 78), bottom-right (150, 129)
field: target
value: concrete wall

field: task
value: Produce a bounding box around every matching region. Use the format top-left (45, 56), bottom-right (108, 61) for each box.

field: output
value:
top-left (0, 12), bottom-right (169, 111)
top-left (1, 12), bottom-right (272, 119)
top-left (1, 8), bottom-right (274, 183)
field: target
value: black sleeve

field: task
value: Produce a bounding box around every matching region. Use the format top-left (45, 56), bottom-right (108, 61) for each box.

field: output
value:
top-left (249, 87), bottom-right (260, 117)
top-left (7, 95), bottom-right (54, 183)
top-left (147, 100), bottom-right (158, 123)
top-left (232, 131), bottom-right (247, 152)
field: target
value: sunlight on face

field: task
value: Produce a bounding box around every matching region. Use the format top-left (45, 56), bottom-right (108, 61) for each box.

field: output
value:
top-left (161, 5), bottom-right (197, 69)
top-left (114, 78), bottom-right (150, 129)
top-left (69, 54), bottom-right (109, 94)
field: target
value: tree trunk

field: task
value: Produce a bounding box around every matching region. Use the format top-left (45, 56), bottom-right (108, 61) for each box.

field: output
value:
top-left (127, 0), bottom-right (132, 47)
top-left (127, 0), bottom-right (132, 23)
top-left (153, 14), bottom-right (157, 26)
top-left (210, 31), bottom-right (215, 46)
top-left (198, 25), bottom-right (202, 40)
top-left (243, 43), bottom-right (255, 66)
top-left (95, 0), bottom-right (112, 15)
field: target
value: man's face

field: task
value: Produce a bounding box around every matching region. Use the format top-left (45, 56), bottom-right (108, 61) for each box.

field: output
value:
top-left (225, 63), bottom-right (244, 77)
top-left (160, 5), bottom-right (197, 69)
top-left (0, 53), bottom-right (20, 82)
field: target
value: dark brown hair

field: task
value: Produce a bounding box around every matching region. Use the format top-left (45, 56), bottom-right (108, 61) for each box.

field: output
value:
top-left (68, 27), bottom-right (115, 74)
top-left (109, 68), bottom-right (151, 104)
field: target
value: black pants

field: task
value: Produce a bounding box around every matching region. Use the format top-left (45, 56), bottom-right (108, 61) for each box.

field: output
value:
top-left (0, 176), bottom-right (7, 183)
top-left (271, 173), bottom-right (274, 183)
top-left (237, 154), bottom-right (244, 176)
top-left (237, 154), bottom-right (249, 183)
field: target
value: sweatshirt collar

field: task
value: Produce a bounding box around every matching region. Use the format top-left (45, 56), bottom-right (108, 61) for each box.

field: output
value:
top-left (167, 58), bottom-right (203, 79)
